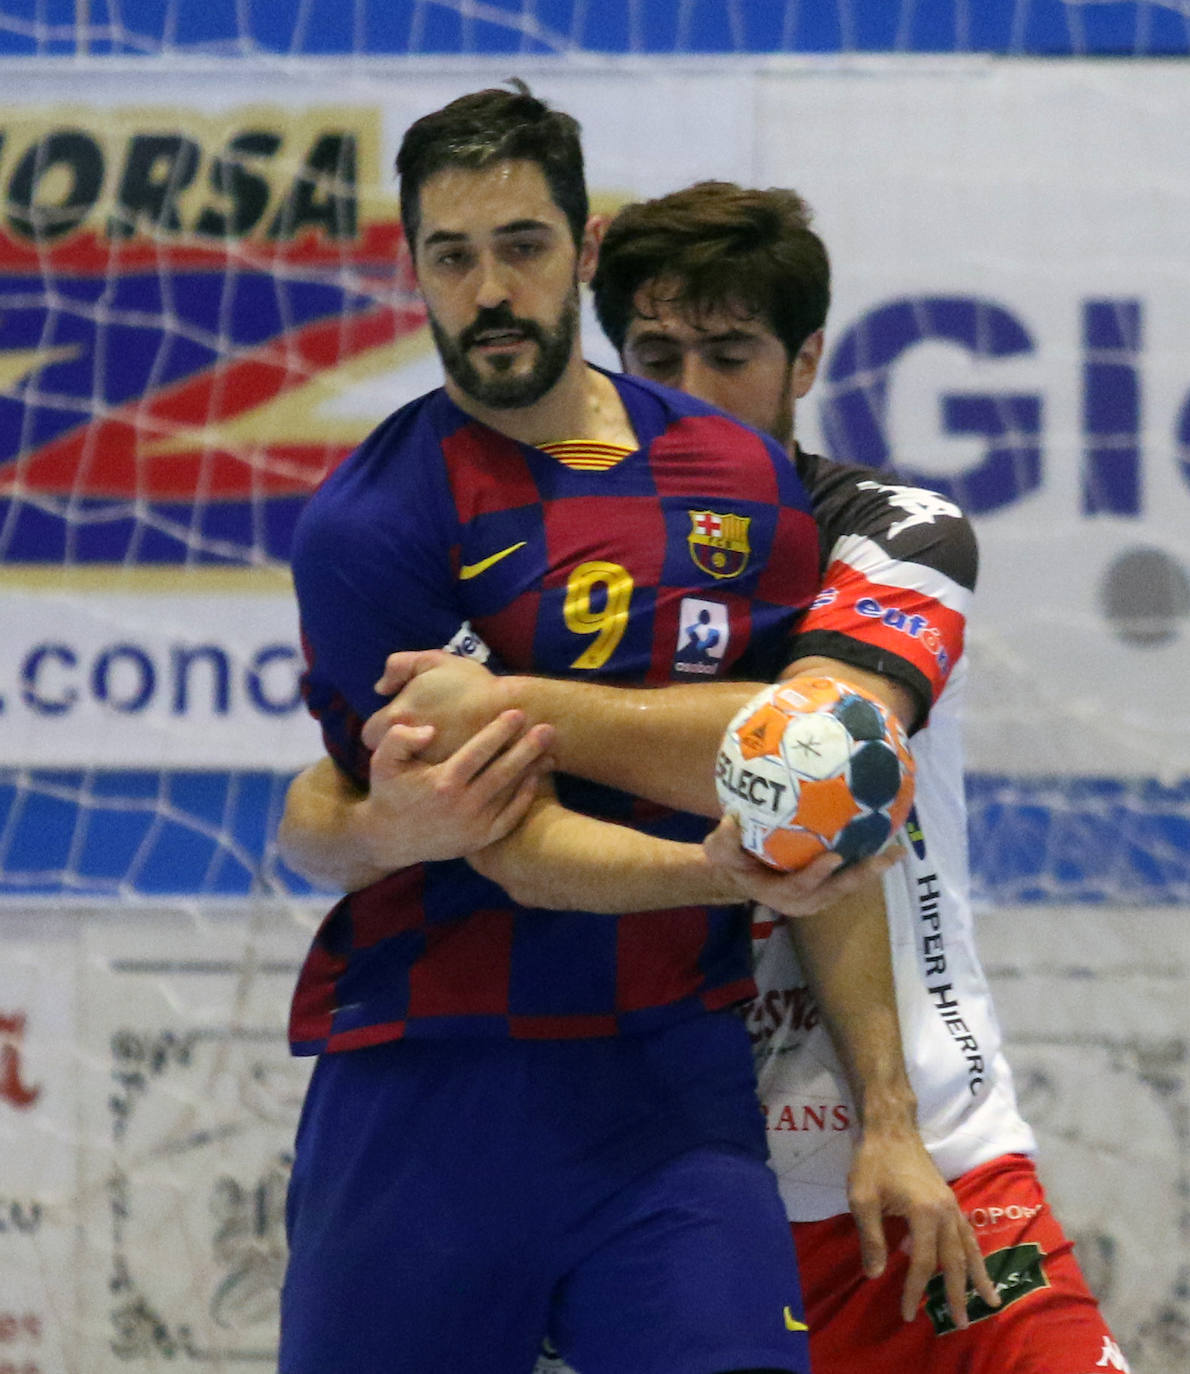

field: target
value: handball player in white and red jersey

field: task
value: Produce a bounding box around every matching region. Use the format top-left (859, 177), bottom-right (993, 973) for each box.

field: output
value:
top-left (594, 180), bottom-right (1126, 1374)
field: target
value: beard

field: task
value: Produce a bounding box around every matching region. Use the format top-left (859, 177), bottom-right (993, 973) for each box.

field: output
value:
top-left (428, 287), bottom-right (580, 411)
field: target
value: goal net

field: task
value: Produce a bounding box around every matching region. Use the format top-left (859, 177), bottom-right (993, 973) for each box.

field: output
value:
top-left (0, 4), bottom-right (1187, 1372)
top-left (1, 0), bottom-right (1189, 57)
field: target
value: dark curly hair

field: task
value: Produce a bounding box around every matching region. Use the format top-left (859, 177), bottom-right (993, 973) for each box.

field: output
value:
top-left (593, 180), bottom-right (830, 359)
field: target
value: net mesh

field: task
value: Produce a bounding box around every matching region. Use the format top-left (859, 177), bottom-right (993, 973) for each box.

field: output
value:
top-left (0, 0), bottom-right (1186, 56)
top-left (0, 23), bottom-right (1185, 905)
top-left (0, 8), bottom-right (1187, 1373)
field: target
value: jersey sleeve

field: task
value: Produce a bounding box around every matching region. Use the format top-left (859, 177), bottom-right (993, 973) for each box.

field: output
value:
top-left (788, 449), bottom-right (978, 731)
top-left (291, 410), bottom-right (466, 784)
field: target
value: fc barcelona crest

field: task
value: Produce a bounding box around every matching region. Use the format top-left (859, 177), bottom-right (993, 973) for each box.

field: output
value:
top-left (687, 509), bottom-right (751, 580)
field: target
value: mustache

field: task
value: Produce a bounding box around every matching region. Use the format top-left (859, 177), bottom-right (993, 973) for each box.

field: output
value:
top-left (459, 305), bottom-right (545, 350)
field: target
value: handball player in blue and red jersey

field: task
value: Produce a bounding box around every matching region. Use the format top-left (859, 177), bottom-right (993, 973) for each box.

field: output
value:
top-left (281, 82), bottom-right (835, 1374)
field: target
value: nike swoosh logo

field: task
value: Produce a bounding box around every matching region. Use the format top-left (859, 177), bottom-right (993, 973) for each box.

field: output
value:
top-left (458, 541), bottom-right (526, 580)
top-left (783, 1306), bottom-right (809, 1333)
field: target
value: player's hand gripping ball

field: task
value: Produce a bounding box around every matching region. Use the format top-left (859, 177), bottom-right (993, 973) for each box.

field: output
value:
top-left (715, 676), bottom-right (915, 871)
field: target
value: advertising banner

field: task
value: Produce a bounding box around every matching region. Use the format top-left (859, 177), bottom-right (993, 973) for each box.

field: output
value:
top-left (2, 60), bottom-right (1186, 780)
top-left (0, 64), bottom-right (750, 772)
top-left (755, 59), bottom-right (1190, 777)
top-left (0, 53), bottom-right (1186, 1374)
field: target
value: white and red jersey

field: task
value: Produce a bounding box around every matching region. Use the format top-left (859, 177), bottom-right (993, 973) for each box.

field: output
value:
top-left (751, 450), bottom-right (1036, 1222)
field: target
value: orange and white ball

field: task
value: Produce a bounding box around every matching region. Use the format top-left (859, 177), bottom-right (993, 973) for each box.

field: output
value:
top-left (715, 676), bottom-right (915, 871)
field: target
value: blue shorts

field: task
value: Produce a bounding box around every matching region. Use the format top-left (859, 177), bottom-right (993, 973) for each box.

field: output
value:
top-left (281, 1012), bottom-right (808, 1374)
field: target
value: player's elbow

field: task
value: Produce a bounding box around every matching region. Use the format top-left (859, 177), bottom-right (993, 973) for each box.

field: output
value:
top-left (275, 812), bottom-right (304, 873)
top-left (275, 800), bottom-right (320, 880)
top-left (274, 815), bottom-right (342, 889)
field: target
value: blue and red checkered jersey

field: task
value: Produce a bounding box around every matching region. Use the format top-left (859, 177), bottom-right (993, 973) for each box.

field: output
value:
top-left (288, 370), bottom-right (821, 1053)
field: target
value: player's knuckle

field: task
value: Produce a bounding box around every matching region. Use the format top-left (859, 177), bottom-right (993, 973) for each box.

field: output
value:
top-left (429, 773), bottom-right (461, 802)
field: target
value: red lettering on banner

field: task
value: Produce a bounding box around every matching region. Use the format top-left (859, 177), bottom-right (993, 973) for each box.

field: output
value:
top-left (0, 1310), bottom-right (42, 1373)
top-left (0, 1016), bottom-right (40, 1110)
top-left (0, 1313), bottom-right (41, 1343)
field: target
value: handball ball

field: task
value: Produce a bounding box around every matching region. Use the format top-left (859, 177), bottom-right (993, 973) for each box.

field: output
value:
top-left (715, 676), bottom-right (915, 872)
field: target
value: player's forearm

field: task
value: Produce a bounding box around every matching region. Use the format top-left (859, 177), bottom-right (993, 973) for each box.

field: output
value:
top-left (468, 796), bottom-right (739, 913)
top-left (491, 658), bottom-right (916, 821)
top-left (491, 677), bottom-right (764, 817)
top-left (784, 879), bottom-right (918, 1131)
top-left (277, 758), bottom-right (394, 893)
